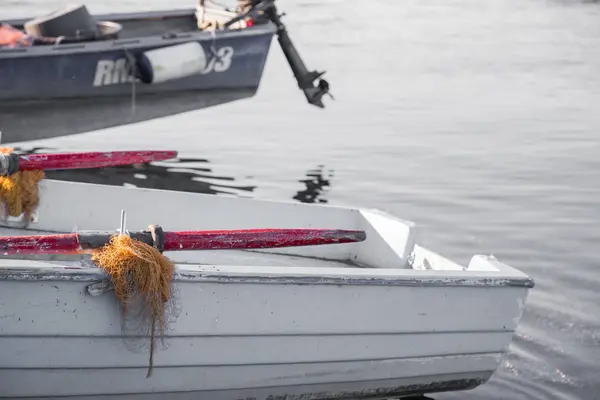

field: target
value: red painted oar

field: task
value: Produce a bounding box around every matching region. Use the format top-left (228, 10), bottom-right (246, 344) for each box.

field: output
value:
top-left (0, 227), bottom-right (367, 256)
top-left (18, 150), bottom-right (178, 171)
top-left (0, 150), bottom-right (178, 175)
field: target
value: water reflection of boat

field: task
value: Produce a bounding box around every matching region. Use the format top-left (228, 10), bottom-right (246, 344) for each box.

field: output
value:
top-left (293, 165), bottom-right (333, 204)
top-left (11, 147), bottom-right (335, 204)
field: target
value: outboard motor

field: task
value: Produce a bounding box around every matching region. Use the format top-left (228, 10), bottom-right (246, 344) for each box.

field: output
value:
top-left (228, 0), bottom-right (333, 108)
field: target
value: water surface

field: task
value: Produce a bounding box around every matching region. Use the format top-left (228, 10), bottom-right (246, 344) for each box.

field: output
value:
top-left (3, 0), bottom-right (600, 398)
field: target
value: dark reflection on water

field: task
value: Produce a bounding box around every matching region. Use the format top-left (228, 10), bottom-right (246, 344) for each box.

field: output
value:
top-left (12, 146), bottom-right (333, 204)
top-left (13, 146), bottom-right (255, 196)
top-left (293, 165), bottom-right (333, 204)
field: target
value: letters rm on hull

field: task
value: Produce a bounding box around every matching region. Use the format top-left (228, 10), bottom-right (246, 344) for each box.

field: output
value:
top-left (93, 46), bottom-right (235, 87)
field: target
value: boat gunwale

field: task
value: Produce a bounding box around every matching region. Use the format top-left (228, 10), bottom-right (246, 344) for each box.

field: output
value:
top-left (0, 8), bottom-right (277, 59)
top-left (0, 261), bottom-right (535, 288)
top-left (5, 7), bottom-right (202, 26)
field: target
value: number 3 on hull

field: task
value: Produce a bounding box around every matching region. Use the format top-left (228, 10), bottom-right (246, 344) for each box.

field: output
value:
top-left (201, 46), bottom-right (234, 74)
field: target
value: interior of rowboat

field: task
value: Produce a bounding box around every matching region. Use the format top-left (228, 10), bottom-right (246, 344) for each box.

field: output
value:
top-left (0, 180), bottom-right (535, 285)
top-left (1, 1), bottom-right (264, 49)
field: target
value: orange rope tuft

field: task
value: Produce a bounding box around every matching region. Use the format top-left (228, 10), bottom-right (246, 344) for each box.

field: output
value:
top-left (91, 234), bottom-right (175, 378)
top-left (0, 147), bottom-right (44, 221)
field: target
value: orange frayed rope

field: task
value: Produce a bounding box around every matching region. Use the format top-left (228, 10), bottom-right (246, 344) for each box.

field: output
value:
top-left (91, 233), bottom-right (175, 378)
top-left (0, 147), bottom-right (44, 222)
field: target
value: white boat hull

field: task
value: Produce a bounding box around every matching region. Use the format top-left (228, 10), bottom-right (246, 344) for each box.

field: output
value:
top-left (0, 180), bottom-right (534, 399)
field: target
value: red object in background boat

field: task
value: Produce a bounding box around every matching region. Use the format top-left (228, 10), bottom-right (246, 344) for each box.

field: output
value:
top-left (0, 228), bottom-right (367, 256)
top-left (0, 23), bottom-right (34, 48)
top-left (16, 150), bottom-right (178, 171)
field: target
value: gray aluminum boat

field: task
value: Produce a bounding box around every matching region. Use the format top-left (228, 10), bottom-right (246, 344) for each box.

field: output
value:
top-left (0, 0), bottom-right (332, 143)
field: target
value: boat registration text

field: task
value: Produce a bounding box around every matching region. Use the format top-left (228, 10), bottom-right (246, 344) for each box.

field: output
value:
top-left (93, 46), bottom-right (235, 87)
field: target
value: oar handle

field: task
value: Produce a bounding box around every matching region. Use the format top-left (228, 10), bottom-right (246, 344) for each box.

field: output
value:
top-left (0, 233), bottom-right (80, 255)
top-left (77, 227), bottom-right (165, 251)
top-left (0, 153), bottom-right (19, 176)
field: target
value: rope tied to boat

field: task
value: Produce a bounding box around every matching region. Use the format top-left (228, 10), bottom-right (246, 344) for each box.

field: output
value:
top-left (0, 147), bottom-right (44, 223)
top-left (91, 226), bottom-right (175, 378)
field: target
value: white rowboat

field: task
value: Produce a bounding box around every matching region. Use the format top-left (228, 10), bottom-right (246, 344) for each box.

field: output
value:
top-left (0, 179), bottom-right (534, 399)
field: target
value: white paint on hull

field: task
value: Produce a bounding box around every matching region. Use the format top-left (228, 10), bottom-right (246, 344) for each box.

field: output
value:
top-left (0, 354), bottom-right (501, 398)
top-left (1, 332), bottom-right (513, 369)
top-left (0, 278), bottom-right (529, 336)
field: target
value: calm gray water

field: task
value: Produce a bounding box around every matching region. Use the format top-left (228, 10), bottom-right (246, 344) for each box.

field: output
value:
top-left (4, 0), bottom-right (600, 398)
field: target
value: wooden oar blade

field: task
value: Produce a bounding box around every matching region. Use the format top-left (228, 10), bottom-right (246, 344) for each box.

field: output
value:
top-left (0, 228), bottom-right (366, 256)
top-left (18, 150), bottom-right (178, 171)
top-left (162, 228), bottom-right (367, 251)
